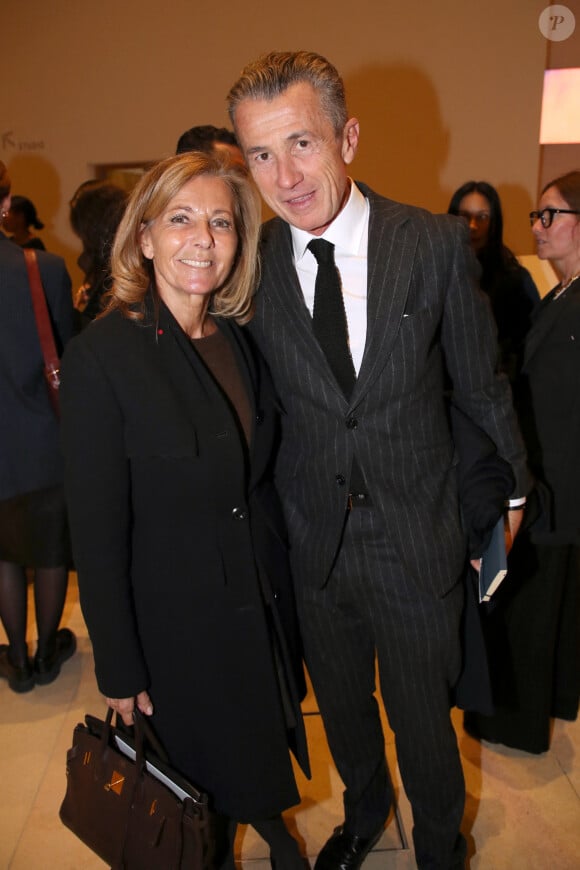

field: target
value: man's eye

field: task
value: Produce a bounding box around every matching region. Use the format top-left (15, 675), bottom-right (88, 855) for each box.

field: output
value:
top-left (291, 139), bottom-right (312, 154)
top-left (255, 152), bottom-right (270, 163)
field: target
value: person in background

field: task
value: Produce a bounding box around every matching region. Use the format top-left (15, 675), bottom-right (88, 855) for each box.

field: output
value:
top-left (69, 180), bottom-right (128, 329)
top-left (228, 51), bottom-right (529, 870)
top-left (0, 161), bottom-right (76, 693)
top-left (448, 181), bottom-right (539, 382)
top-left (3, 194), bottom-right (46, 250)
top-left (464, 170), bottom-right (580, 753)
top-left (60, 152), bottom-right (309, 870)
top-left (176, 124), bottom-right (244, 165)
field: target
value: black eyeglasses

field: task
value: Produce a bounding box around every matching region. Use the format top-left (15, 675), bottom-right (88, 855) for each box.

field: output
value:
top-left (529, 207), bottom-right (580, 228)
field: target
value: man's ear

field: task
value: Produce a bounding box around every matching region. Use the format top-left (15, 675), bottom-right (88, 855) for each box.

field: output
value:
top-left (341, 118), bottom-right (360, 166)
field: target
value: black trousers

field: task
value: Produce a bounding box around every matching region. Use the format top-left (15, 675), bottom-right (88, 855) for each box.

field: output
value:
top-left (297, 506), bottom-right (466, 869)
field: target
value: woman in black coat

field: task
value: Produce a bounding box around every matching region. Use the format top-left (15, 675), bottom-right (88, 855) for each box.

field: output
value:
top-left (0, 162), bottom-right (75, 694)
top-left (60, 153), bottom-right (309, 868)
top-left (464, 170), bottom-right (580, 753)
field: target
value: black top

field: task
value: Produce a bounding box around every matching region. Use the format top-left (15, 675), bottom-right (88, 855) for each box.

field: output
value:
top-left (19, 236), bottom-right (46, 251)
top-left (192, 327), bottom-right (252, 445)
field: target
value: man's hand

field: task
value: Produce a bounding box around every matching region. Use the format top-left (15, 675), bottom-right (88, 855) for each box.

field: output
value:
top-left (505, 507), bottom-right (524, 553)
top-left (470, 507), bottom-right (524, 574)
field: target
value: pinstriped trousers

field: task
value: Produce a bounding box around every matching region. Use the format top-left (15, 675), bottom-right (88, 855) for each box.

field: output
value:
top-left (296, 505), bottom-right (467, 869)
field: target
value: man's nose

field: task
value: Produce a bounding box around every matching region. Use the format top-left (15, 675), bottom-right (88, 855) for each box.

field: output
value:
top-left (276, 155), bottom-right (303, 189)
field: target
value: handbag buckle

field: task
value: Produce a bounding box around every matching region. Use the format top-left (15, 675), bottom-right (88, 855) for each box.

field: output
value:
top-left (104, 770), bottom-right (125, 795)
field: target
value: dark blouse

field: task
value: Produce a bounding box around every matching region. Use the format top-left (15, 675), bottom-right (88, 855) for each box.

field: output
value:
top-left (192, 327), bottom-right (252, 446)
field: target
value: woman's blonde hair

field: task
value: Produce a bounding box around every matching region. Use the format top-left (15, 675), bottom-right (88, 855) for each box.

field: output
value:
top-left (108, 151), bottom-right (261, 324)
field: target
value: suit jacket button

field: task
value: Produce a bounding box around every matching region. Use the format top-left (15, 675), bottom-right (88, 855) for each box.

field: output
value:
top-left (232, 507), bottom-right (247, 520)
top-left (335, 474), bottom-right (346, 486)
top-left (346, 416), bottom-right (358, 430)
top-left (256, 410), bottom-right (264, 424)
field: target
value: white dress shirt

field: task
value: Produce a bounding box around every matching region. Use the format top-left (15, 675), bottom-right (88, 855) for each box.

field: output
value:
top-left (291, 181), bottom-right (369, 375)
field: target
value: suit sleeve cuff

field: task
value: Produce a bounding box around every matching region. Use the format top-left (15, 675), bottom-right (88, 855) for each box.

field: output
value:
top-left (506, 496), bottom-right (527, 510)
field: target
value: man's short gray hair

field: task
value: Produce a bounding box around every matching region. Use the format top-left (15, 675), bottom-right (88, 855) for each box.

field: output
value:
top-left (227, 50), bottom-right (348, 137)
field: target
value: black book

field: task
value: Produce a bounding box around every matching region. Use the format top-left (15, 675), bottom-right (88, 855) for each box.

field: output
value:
top-left (478, 516), bottom-right (508, 602)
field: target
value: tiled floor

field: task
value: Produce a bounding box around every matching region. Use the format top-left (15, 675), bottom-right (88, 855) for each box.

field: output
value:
top-left (1, 574), bottom-right (579, 869)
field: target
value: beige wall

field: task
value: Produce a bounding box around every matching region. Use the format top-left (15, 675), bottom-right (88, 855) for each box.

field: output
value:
top-left (4, 0), bottom-right (549, 287)
top-left (539, 0), bottom-right (580, 190)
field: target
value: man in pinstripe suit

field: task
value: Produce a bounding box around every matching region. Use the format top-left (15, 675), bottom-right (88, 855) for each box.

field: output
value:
top-left (228, 52), bottom-right (529, 870)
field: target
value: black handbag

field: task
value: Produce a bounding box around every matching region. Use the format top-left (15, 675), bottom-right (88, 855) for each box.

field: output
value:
top-left (60, 707), bottom-right (217, 869)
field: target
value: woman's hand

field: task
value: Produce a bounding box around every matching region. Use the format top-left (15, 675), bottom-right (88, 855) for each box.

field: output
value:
top-left (105, 690), bottom-right (154, 726)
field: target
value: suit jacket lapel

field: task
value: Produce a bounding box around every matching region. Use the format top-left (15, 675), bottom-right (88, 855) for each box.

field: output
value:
top-left (260, 220), bottom-right (346, 395)
top-left (156, 300), bottom-right (215, 417)
top-left (260, 192), bottom-right (418, 406)
top-left (353, 186), bottom-right (417, 404)
top-left (161, 303), bottom-right (264, 478)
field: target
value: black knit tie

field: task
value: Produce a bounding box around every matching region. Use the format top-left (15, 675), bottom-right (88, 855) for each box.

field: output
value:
top-left (308, 239), bottom-right (356, 397)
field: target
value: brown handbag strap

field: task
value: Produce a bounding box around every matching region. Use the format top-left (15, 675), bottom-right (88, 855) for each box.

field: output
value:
top-left (23, 248), bottom-right (60, 374)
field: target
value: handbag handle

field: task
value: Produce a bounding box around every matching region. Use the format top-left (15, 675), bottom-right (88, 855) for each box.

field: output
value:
top-left (132, 708), bottom-right (171, 766)
top-left (23, 248), bottom-right (61, 415)
top-left (102, 706), bottom-right (171, 767)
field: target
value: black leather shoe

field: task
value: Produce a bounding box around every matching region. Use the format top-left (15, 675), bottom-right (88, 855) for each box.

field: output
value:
top-left (0, 644), bottom-right (34, 693)
top-left (314, 825), bottom-right (384, 870)
top-left (34, 628), bottom-right (76, 685)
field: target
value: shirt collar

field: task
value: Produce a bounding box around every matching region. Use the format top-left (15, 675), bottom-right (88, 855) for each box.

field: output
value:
top-left (291, 180), bottom-right (368, 262)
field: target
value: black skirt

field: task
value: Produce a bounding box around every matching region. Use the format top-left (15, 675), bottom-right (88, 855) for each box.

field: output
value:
top-left (0, 485), bottom-right (70, 567)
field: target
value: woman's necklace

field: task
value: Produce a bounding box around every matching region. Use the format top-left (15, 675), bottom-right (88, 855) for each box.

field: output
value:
top-left (554, 271), bottom-right (580, 300)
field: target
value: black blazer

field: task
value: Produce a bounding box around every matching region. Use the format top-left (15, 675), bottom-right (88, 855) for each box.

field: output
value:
top-left (60, 300), bottom-right (309, 821)
top-left (518, 280), bottom-right (580, 544)
top-left (0, 231), bottom-right (73, 500)
top-left (251, 184), bottom-right (530, 597)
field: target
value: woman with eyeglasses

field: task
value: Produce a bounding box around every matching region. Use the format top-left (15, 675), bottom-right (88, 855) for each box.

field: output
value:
top-left (448, 181), bottom-right (539, 383)
top-left (464, 170), bottom-right (580, 753)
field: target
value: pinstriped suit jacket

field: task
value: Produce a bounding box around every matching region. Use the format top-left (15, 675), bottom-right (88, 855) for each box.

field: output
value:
top-left (249, 183), bottom-right (529, 597)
